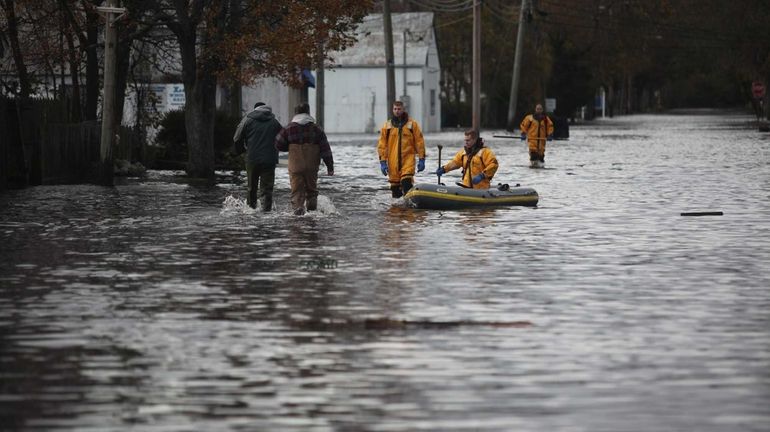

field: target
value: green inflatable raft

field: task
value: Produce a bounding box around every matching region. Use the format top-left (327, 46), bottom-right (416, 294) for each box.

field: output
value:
top-left (404, 183), bottom-right (538, 210)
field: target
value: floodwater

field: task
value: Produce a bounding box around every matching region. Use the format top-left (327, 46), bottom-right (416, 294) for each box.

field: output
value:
top-left (1, 110), bottom-right (769, 431)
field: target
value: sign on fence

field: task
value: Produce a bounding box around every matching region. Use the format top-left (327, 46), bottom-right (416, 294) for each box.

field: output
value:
top-left (141, 84), bottom-right (185, 113)
top-left (168, 85), bottom-right (186, 108)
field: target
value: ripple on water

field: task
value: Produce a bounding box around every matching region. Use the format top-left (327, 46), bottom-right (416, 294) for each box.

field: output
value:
top-left (0, 112), bottom-right (768, 431)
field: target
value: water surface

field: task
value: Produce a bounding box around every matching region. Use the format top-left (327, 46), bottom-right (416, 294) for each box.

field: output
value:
top-left (1, 111), bottom-right (769, 431)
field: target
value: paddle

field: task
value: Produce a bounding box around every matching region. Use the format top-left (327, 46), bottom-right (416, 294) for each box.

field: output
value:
top-left (437, 144), bottom-right (443, 185)
top-left (492, 134), bottom-right (549, 140)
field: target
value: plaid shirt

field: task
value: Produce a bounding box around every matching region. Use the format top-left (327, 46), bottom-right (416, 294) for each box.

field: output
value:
top-left (275, 120), bottom-right (333, 171)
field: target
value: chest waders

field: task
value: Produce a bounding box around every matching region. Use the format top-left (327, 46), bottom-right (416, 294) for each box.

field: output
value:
top-left (529, 116), bottom-right (549, 163)
top-left (461, 147), bottom-right (483, 187)
top-left (387, 119), bottom-right (413, 197)
top-left (397, 126), bottom-right (403, 173)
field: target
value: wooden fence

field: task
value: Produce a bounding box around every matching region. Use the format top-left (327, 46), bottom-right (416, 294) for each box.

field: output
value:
top-left (40, 122), bottom-right (101, 185)
top-left (1, 96), bottom-right (139, 188)
top-left (0, 98), bottom-right (9, 190)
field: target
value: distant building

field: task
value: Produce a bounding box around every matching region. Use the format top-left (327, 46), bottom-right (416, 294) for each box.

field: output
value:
top-left (2, 12), bottom-right (441, 134)
top-left (237, 77), bottom-right (303, 126)
top-left (312, 12), bottom-right (441, 133)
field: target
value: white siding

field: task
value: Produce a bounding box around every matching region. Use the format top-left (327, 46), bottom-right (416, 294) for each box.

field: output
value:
top-left (240, 78), bottom-right (298, 126)
top-left (424, 32), bottom-right (442, 132)
top-left (310, 68), bottom-right (380, 133)
top-left (309, 65), bottom-right (442, 134)
top-left (238, 13), bottom-right (442, 133)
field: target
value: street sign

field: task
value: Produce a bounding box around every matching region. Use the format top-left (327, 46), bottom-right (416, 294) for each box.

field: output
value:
top-left (545, 98), bottom-right (556, 112)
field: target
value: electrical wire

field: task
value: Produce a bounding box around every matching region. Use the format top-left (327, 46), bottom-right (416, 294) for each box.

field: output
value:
top-left (483, 1), bottom-right (519, 21)
top-left (537, 0), bottom-right (745, 44)
top-left (405, 0), bottom-right (476, 13)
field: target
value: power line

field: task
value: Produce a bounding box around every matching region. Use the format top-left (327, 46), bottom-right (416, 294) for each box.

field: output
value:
top-left (537, 0), bottom-right (746, 44)
top-left (434, 13), bottom-right (473, 28)
top-left (405, 0), bottom-right (476, 13)
top-left (483, 0), bottom-right (518, 19)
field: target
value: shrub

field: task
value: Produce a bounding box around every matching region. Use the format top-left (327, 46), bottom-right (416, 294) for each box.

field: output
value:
top-left (154, 109), bottom-right (187, 161)
top-left (154, 108), bottom-right (244, 170)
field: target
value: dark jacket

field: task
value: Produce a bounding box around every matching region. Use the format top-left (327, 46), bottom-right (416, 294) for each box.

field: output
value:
top-left (233, 106), bottom-right (283, 165)
top-left (274, 113), bottom-right (334, 173)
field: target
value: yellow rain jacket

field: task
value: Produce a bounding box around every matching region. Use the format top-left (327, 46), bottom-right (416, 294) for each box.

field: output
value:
top-left (377, 116), bottom-right (426, 185)
top-left (520, 114), bottom-right (554, 156)
top-left (443, 145), bottom-right (499, 189)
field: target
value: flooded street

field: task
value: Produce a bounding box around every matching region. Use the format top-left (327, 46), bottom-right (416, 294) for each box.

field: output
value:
top-left (1, 111), bottom-right (769, 431)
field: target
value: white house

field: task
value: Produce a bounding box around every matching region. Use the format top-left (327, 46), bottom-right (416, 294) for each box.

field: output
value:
top-left (4, 11), bottom-right (441, 135)
top-left (237, 77), bottom-right (303, 126)
top-left (310, 12), bottom-right (441, 133)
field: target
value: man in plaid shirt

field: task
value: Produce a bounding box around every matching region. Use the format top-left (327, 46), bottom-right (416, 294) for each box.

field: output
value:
top-left (275, 102), bottom-right (334, 215)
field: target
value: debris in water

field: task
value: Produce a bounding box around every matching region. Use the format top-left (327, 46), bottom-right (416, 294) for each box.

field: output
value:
top-left (681, 211), bottom-right (723, 216)
top-left (293, 318), bottom-right (533, 331)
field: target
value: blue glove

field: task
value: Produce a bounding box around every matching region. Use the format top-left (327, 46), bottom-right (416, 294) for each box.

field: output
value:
top-left (520, 133), bottom-right (527, 141)
top-left (472, 173), bottom-right (485, 185)
top-left (547, 135), bottom-right (553, 141)
top-left (380, 160), bottom-right (388, 176)
top-left (417, 158), bottom-right (425, 172)
top-left (435, 166), bottom-right (445, 177)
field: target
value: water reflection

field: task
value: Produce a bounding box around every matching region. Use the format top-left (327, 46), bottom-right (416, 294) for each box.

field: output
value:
top-left (1, 112), bottom-right (769, 431)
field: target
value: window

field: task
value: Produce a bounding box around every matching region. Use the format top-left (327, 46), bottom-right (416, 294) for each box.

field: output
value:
top-left (430, 89), bottom-right (436, 116)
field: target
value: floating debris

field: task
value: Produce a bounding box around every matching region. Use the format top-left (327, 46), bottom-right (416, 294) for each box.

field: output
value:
top-left (292, 318), bottom-right (533, 331)
top-left (681, 211), bottom-right (723, 216)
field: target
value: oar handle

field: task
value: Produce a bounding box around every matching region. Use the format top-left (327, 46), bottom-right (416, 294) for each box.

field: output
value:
top-left (437, 145), bottom-right (443, 185)
top-left (493, 135), bottom-right (549, 141)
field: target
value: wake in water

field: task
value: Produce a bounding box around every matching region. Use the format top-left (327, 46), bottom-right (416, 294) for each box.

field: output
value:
top-left (220, 195), bottom-right (339, 217)
top-left (365, 190), bottom-right (407, 210)
top-left (310, 195), bottom-right (340, 216)
top-left (220, 195), bottom-right (256, 216)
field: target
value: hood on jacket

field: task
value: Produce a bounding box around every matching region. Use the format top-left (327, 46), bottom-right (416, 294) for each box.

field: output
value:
top-left (291, 113), bottom-right (315, 125)
top-left (247, 105), bottom-right (275, 121)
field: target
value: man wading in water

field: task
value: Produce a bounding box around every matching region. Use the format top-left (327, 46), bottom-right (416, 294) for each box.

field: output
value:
top-left (275, 103), bottom-right (334, 215)
top-left (232, 102), bottom-right (283, 211)
top-left (377, 100), bottom-right (426, 197)
top-left (520, 103), bottom-right (554, 168)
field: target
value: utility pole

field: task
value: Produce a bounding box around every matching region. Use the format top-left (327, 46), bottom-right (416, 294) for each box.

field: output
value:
top-left (383, 0), bottom-right (396, 112)
top-left (472, 0), bottom-right (481, 130)
top-left (316, 43), bottom-right (325, 128)
top-left (228, 0), bottom-right (242, 117)
top-left (97, 0), bottom-right (125, 186)
top-left (402, 29), bottom-right (408, 111)
top-left (507, 0), bottom-right (528, 130)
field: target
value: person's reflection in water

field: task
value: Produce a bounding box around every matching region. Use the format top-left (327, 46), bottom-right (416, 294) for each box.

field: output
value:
top-left (454, 209), bottom-right (498, 269)
top-left (380, 206), bottom-right (428, 254)
top-left (279, 218), bottom-right (338, 322)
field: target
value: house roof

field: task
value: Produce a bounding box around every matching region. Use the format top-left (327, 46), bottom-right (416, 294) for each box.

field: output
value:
top-left (329, 12), bottom-right (435, 67)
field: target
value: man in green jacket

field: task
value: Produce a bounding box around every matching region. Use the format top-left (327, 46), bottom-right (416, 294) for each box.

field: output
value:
top-left (233, 102), bottom-right (283, 211)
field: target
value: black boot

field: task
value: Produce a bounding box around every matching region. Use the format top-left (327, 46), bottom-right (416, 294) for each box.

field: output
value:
top-left (390, 185), bottom-right (403, 198)
top-left (400, 178), bottom-right (413, 194)
top-left (261, 197), bottom-right (273, 212)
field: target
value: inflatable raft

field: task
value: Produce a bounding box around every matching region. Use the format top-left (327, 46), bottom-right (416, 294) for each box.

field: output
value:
top-left (404, 183), bottom-right (538, 210)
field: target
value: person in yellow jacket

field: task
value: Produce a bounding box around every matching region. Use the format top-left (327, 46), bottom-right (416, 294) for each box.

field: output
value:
top-left (520, 103), bottom-right (554, 167)
top-left (435, 129), bottom-right (498, 189)
top-left (377, 101), bottom-right (426, 198)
